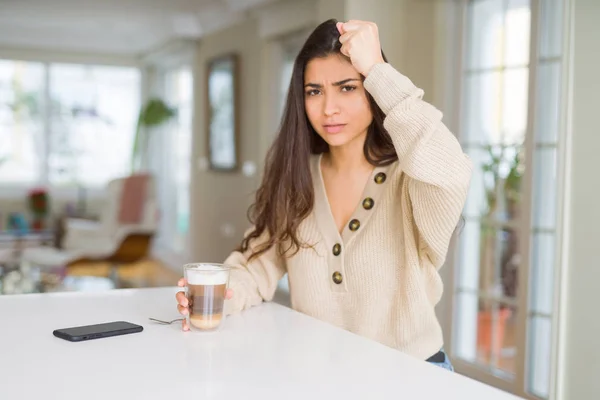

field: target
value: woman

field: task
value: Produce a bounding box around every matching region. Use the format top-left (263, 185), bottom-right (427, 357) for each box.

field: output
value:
top-left (176, 19), bottom-right (472, 371)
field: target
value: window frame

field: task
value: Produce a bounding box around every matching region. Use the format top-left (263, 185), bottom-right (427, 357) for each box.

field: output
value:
top-left (442, 1), bottom-right (572, 399)
top-left (143, 42), bottom-right (197, 265)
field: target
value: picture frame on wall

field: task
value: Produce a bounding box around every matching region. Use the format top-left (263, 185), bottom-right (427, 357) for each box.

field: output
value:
top-left (206, 53), bottom-right (239, 171)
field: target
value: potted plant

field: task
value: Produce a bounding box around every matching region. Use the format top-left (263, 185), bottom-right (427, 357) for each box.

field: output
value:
top-left (477, 143), bottom-right (523, 358)
top-left (130, 98), bottom-right (176, 172)
top-left (27, 188), bottom-right (50, 231)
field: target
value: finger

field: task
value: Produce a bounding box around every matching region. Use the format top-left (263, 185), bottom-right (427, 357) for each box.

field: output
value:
top-left (336, 22), bottom-right (344, 35)
top-left (339, 32), bottom-right (354, 44)
top-left (339, 44), bottom-right (351, 58)
top-left (341, 21), bottom-right (363, 33)
top-left (225, 288), bottom-right (234, 300)
top-left (177, 278), bottom-right (187, 287)
top-left (182, 319), bottom-right (190, 331)
top-left (176, 291), bottom-right (188, 307)
top-left (177, 304), bottom-right (189, 315)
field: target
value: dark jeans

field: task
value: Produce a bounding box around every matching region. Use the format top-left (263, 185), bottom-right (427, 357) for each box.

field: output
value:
top-left (427, 349), bottom-right (454, 372)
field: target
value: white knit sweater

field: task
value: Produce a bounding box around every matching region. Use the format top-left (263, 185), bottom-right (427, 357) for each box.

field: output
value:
top-left (223, 62), bottom-right (473, 361)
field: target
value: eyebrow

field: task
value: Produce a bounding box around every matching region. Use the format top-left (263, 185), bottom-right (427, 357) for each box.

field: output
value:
top-left (304, 78), bottom-right (361, 88)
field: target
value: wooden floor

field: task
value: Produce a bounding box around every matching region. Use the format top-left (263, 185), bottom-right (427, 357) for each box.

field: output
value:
top-left (67, 258), bottom-right (181, 289)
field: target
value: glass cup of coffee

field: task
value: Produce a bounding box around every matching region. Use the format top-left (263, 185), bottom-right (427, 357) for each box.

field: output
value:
top-left (184, 263), bottom-right (231, 331)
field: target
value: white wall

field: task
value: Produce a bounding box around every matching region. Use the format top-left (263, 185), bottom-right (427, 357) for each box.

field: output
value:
top-left (317, 0), bottom-right (346, 22)
top-left (189, 18), bottom-right (264, 263)
top-left (559, 0), bottom-right (600, 398)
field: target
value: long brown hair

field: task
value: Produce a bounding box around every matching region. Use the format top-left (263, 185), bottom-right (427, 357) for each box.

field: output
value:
top-left (239, 19), bottom-right (397, 260)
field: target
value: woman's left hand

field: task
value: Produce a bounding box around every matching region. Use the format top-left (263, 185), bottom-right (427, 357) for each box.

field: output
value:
top-left (337, 20), bottom-right (386, 77)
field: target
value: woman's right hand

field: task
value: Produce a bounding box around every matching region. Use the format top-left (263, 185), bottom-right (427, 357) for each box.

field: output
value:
top-left (175, 278), bottom-right (234, 331)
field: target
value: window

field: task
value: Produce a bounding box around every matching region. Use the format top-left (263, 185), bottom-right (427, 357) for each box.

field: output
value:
top-left (164, 67), bottom-right (193, 253)
top-left (150, 66), bottom-right (193, 256)
top-left (48, 64), bottom-right (140, 186)
top-left (455, 0), bottom-right (531, 378)
top-left (0, 60), bottom-right (45, 185)
top-left (0, 59), bottom-right (140, 188)
top-left (452, 0), bottom-right (566, 399)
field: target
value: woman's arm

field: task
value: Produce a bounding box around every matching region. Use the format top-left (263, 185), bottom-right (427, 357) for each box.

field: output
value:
top-left (223, 228), bottom-right (287, 314)
top-left (364, 63), bottom-right (473, 268)
top-left (337, 21), bottom-right (472, 267)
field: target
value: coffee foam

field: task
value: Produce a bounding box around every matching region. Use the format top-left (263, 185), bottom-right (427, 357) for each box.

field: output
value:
top-left (186, 265), bottom-right (229, 285)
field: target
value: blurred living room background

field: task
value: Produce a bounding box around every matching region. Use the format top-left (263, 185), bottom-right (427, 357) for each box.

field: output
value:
top-left (0, 0), bottom-right (598, 399)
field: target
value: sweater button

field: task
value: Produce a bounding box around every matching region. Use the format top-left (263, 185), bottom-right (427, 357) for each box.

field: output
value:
top-left (349, 219), bottom-right (360, 231)
top-left (332, 271), bottom-right (343, 284)
top-left (374, 172), bottom-right (387, 184)
top-left (332, 243), bottom-right (341, 256)
top-left (362, 197), bottom-right (374, 210)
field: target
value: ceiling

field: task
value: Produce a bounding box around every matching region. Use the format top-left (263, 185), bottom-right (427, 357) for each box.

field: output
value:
top-left (0, 0), bottom-right (281, 56)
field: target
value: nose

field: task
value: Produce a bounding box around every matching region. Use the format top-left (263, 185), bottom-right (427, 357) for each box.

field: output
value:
top-left (323, 92), bottom-right (340, 117)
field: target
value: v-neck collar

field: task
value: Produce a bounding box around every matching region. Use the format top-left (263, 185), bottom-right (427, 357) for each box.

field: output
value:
top-left (312, 153), bottom-right (392, 247)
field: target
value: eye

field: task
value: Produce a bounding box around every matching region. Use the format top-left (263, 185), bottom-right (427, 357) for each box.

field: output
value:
top-left (341, 85), bottom-right (357, 92)
top-left (305, 89), bottom-right (321, 96)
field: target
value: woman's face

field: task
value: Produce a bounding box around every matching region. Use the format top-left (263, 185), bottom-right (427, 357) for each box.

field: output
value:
top-left (304, 54), bottom-right (373, 149)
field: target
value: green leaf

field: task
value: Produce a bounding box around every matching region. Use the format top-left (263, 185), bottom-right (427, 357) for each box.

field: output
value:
top-left (131, 98), bottom-right (177, 172)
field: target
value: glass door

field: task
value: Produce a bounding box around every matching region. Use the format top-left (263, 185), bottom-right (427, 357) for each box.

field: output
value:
top-left (451, 1), bottom-right (567, 398)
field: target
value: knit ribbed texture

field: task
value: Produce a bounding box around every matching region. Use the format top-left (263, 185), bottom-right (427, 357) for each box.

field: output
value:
top-left (223, 63), bottom-right (472, 361)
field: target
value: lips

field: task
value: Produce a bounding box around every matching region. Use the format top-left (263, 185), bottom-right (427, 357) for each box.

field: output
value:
top-left (323, 124), bottom-right (346, 134)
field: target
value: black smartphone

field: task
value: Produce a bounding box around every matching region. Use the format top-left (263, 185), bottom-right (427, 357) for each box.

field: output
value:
top-left (53, 321), bottom-right (143, 342)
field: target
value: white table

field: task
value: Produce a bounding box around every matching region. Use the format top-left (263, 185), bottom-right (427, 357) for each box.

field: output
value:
top-left (0, 287), bottom-right (522, 399)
